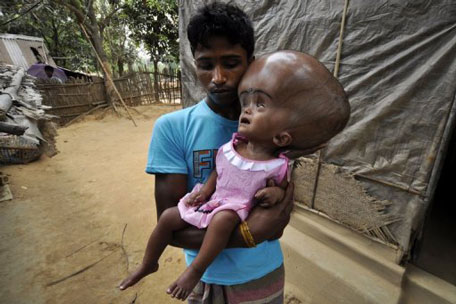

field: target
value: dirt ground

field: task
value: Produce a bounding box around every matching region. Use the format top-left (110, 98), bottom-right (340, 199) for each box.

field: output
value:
top-left (0, 104), bottom-right (188, 304)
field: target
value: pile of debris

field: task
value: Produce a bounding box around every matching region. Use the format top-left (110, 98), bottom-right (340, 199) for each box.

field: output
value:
top-left (0, 64), bottom-right (58, 164)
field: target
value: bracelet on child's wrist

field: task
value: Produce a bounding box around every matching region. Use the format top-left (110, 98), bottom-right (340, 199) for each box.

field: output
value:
top-left (239, 221), bottom-right (256, 248)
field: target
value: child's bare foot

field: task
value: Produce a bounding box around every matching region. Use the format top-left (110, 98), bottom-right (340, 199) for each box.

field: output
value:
top-left (119, 263), bottom-right (159, 290)
top-left (166, 265), bottom-right (203, 300)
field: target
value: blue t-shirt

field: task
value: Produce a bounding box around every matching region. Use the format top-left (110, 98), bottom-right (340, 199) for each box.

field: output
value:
top-left (146, 100), bottom-right (283, 285)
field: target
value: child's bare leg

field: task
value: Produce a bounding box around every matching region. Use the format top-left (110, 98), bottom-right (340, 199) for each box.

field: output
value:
top-left (119, 207), bottom-right (188, 290)
top-left (167, 210), bottom-right (240, 300)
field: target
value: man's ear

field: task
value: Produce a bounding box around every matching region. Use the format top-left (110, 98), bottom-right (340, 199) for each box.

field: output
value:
top-left (273, 132), bottom-right (292, 147)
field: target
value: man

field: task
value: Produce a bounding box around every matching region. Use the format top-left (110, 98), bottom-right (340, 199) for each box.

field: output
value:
top-left (146, 3), bottom-right (294, 303)
top-left (44, 65), bottom-right (63, 83)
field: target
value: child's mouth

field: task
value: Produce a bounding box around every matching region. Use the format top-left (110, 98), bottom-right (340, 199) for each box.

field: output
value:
top-left (240, 118), bottom-right (250, 124)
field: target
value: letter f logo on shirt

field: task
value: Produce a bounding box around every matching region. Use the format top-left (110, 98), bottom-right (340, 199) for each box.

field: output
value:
top-left (193, 149), bottom-right (217, 180)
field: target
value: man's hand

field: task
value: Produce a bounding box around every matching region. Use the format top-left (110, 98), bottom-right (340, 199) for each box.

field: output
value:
top-left (254, 185), bottom-right (285, 208)
top-left (246, 181), bottom-right (295, 243)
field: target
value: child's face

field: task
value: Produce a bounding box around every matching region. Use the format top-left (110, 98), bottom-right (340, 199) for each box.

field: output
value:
top-left (237, 54), bottom-right (299, 145)
top-left (237, 87), bottom-right (290, 144)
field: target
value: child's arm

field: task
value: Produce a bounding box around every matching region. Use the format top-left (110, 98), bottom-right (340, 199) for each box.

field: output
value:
top-left (254, 179), bottom-right (288, 208)
top-left (186, 170), bottom-right (218, 206)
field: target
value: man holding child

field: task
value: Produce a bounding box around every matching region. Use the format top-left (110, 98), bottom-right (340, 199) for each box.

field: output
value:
top-left (120, 2), bottom-right (349, 303)
top-left (135, 3), bottom-right (292, 303)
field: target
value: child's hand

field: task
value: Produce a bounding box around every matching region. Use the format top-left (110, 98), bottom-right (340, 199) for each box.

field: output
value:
top-left (254, 186), bottom-right (285, 208)
top-left (186, 191), bottom-right (208, 207)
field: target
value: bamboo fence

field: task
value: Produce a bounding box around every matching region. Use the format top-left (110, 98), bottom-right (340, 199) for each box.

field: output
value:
top-left (38, 71), bottom-right (181, 125)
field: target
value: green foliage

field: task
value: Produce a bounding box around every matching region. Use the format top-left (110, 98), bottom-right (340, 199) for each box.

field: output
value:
top-left (124, 0), bottom-right (179, 64)
top-left (0, 0), bottom-right (96, 72)
top-left (0, 0), bottom-right (179, 75)
top-left (97, 0), bottom-right (138, 75)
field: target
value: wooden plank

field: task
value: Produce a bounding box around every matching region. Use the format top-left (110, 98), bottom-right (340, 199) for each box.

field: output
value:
top-left (56, 93), bottom-right (90, 97)
top-left (58, 113), bottom-right (86, 118)
top-left (36, 81), bottom-right (104, 88)
top-left (51, 101), bottom-right (107, 110)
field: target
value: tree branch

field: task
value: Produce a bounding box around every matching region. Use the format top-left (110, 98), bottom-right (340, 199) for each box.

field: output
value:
top-left (100, 5), bottom-right (124, 29)
top-left (56, 0), bottom-right (87, 27)
top-left (30, 11), bottom-right (52, 52)
top-left (0, 0), bottom-right (43, 27)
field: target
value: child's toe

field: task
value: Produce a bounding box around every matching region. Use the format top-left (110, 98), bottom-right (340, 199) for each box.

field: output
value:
top-left (173, 286), bottom-right (182, 298)
top-left (181, 290), bottom-right (190, 300)
top-left (167, 282), bottom-right (177, 295)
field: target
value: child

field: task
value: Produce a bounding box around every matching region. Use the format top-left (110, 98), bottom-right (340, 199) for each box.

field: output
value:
top-left (119, 50), bottom-right (350, 300)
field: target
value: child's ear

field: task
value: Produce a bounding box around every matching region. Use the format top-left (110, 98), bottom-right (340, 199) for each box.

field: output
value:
top-left (273, 132), bottom-right (292, 147)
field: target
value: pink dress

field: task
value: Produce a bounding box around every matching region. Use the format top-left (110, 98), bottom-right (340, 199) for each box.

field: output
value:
top-left (178, 133), bottom-right (289, 229)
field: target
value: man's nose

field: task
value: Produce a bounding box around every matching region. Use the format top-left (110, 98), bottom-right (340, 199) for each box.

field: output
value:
top-left (212, 66), bottom-right (227, 85)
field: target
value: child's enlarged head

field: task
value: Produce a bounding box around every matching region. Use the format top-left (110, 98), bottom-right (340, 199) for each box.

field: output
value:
top-left (238, 50), bottom-right (350, 153)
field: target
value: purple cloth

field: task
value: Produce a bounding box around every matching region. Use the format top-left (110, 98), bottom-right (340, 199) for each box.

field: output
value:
top-left (27, 64), bottom-right (67, 82)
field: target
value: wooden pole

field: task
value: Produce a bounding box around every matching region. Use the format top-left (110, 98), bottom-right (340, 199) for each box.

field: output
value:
top-left (333, 0), bottom-right (349, 78)
top-left (80, 23), bottom-right (137, 127)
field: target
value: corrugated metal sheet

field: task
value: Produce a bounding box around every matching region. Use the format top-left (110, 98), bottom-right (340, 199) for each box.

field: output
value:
top-left (1, 37), bottom-right (29, 69)
top-left (0, 34), bottom-right (55, 69)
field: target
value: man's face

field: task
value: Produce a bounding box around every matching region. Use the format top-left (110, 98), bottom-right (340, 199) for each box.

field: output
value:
top-left (45, 69), bottom-right (53, 78)
top-left (194, 37), bottom-right (250, 108)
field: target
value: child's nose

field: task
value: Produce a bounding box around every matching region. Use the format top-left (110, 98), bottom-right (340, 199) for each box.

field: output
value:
top-left (243, 106), bottom-right (252, 114)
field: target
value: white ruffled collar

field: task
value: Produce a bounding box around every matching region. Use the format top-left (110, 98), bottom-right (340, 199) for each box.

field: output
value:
top-left (222, 139), bottom-right (286, 171)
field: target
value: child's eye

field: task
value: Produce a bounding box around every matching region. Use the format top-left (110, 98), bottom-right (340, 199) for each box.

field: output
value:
top-left (240, 98), bottom-right (247, 107)
top-left (256, 101), bottom-right (265, 108)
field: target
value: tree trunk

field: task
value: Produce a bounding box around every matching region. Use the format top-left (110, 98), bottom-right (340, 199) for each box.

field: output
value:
top-left (153, 60), bottom-right (160, 103)
top-left (128, 62), bottom-right (134, 74)
top-left (118, 59), bottom-right (124, 77)
top-left (89, 29), bottom-right (116, 105)
top-left (62, 1), bottom-right (116, 106)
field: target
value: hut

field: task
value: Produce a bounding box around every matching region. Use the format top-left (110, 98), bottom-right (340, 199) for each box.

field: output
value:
top-left (179, 1), bottom-right (456, 303)
top-left (0, 33), bottom-right (56, 69)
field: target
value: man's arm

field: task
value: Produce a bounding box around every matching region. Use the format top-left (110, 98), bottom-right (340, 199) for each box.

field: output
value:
top-left (154, 173), bottom-right (188, 218)
top-left (228, 182), bottom-right (295, 247)
top-left (155, 173), bottom-right (207, 249)
top-left (155, 173), bottom-right (295, 249)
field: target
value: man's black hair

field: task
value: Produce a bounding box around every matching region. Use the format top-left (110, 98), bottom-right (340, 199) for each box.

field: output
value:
top-left (187, 2), bottom-right (254, 58)
top-left (44, 65), bottom-right (54, 72)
